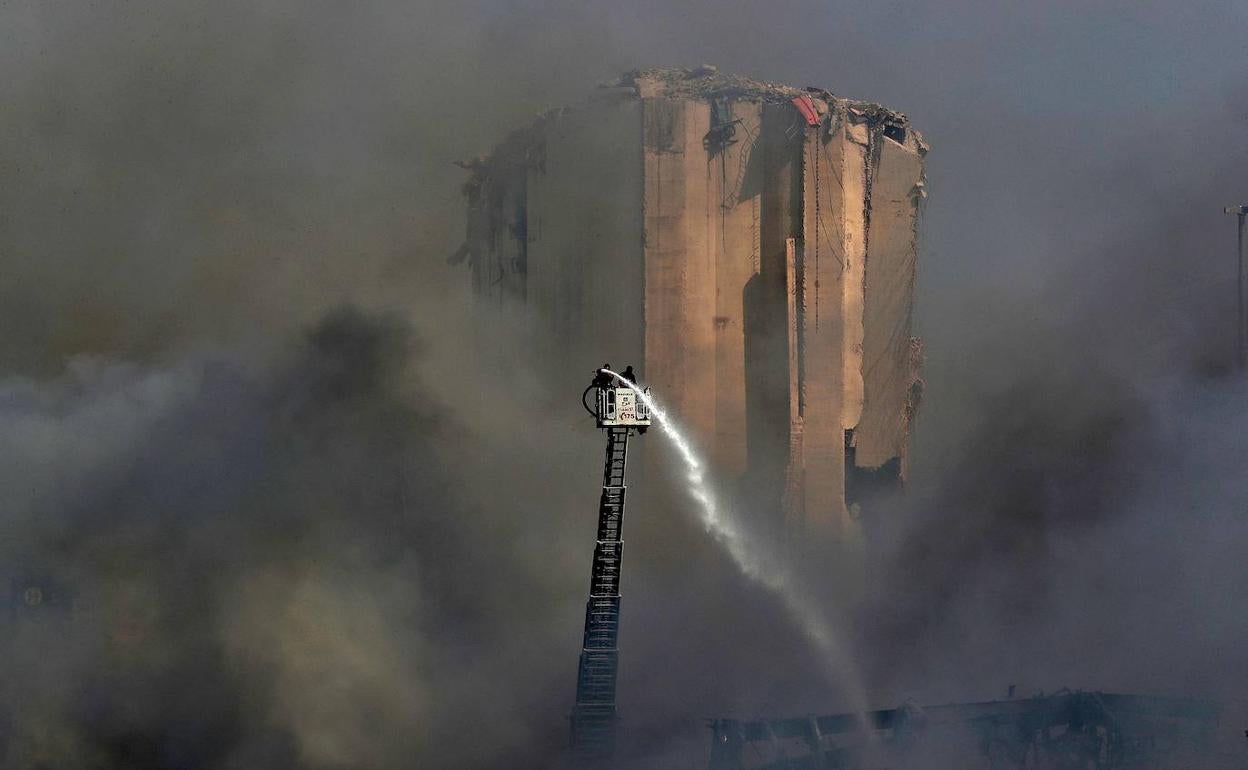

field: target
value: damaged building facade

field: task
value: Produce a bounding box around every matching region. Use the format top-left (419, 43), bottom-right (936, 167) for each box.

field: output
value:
top-left (455, 67), bottom-right (926, 543)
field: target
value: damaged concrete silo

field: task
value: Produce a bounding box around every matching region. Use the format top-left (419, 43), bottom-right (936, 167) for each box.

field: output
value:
top-left (454, 66), bottom-right (926, 545)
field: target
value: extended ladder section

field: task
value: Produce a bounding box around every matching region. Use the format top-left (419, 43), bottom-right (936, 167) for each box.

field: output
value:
top-left (571, 426), bottom-right (630, 762)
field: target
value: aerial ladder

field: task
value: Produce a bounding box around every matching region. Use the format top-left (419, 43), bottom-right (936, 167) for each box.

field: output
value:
top-left (570, 369), bottom-right (651, 763)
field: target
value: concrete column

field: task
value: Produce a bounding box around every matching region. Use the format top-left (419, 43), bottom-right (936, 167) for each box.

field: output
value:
top-left (709, 101), bottom-right (762, 478)
top-left (642, 97), bottom-right (717, 450)
top-left (744, 102), bottom-right (802, 525)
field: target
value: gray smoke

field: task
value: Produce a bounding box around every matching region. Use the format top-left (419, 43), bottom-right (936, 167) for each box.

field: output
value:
top-left (0, 309), bottom-right (575, 767)
top-left (3, 0), bottom-right (1248, 767)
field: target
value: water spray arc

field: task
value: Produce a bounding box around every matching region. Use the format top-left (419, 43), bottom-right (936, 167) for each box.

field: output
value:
top-left (604, 370), bottom-right (871, 719)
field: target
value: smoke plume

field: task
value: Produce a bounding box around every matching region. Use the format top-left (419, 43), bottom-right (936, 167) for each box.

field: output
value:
top-left (3, 0), bottom-right (1248, 767)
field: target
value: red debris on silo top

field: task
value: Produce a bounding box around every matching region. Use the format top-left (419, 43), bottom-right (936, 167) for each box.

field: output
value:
top-left (791, 94), bottom-right (820, 125)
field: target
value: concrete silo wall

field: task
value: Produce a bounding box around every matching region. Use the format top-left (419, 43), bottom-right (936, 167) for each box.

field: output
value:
top-left (456, 69), bottom-right (926, 547)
